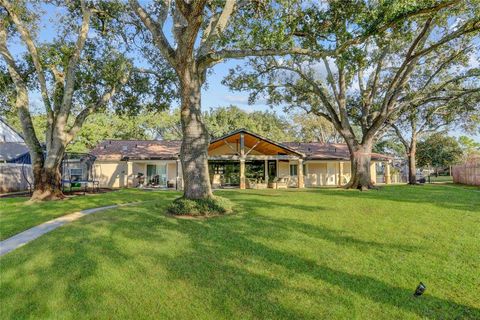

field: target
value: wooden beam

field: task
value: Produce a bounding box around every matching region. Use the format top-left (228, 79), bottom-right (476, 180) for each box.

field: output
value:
top-left (240, 132), bottom-right (245, 157)
top-left (222, 139), bottom-right (239, 155)
top-left (245, 139), bottom-right (261, 156)
top-left (208, 155), bottom-right (300, 161)
top-left (240, 158), bottom-right (246, 189)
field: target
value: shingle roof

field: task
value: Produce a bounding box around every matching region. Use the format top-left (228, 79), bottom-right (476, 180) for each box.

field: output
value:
top-left (90, 140), bottom-right (181, 161)
top-left (0, 142), bottom-right (29, 162)
top-left (282, 142), bottom-right (391, 161)
top-left (91, 134), bottom-right (391, 162)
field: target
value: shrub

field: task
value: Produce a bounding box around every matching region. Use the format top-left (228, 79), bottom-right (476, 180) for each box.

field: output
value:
top-left (166, 196), bottom-right (234, 216)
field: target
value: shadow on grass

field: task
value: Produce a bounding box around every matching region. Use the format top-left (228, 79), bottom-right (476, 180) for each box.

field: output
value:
top-left (286, 184), bottom-right (480, 213)
top-left (1, 190), bottom-right (478, 319)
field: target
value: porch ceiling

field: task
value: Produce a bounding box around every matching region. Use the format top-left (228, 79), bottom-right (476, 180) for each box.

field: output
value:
top-left (208, 130), bottom-right (302, 156)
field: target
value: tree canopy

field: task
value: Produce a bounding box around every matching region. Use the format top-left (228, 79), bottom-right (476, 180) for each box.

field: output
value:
top-left (417, 133), bottom-right (463, 168)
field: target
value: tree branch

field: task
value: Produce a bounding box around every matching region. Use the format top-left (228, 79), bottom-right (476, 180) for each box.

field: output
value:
top-left (1, 0), bottom-right (53, 119)
top-left (128, 0), bottom-right (176, 66)
top-left (59, 0), bottom-right (92, 118)
top-left (67, 70), bottom-right (131, 142)
top-left (198, 0), bottom-right (236, 58)
top-left (0, 25), bottom-right (43, 155)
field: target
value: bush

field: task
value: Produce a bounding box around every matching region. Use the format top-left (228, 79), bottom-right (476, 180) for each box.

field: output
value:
top-left (166, 196), bottom-right (234, 216)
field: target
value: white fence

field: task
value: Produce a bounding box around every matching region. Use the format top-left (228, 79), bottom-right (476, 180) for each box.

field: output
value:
top-left (452, 158), bottom-right (480, 186)
top-left (0, 163), bottom-right (32, 193)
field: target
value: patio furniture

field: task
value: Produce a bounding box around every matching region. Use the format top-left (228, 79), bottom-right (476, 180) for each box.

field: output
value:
top-left (276, 177), bottom-right (289, 189)
top-left (268, 182), bottom-right (277, 189)
top-left (247, 178), bottom-right (268, 189)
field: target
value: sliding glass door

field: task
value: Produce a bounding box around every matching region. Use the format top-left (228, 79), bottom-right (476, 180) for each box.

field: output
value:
top-left (146, 164), bottom-right (167, 186)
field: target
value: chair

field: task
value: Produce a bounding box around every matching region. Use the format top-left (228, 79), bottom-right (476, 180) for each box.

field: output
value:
top-left (276, 176), bottom-right (290, 189)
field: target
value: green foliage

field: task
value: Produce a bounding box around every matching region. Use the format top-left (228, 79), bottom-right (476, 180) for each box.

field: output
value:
top-left (417, 133), bottom-right (463, 168)
top-left (205, 105), bottom-right (295, 141)
top-left (458, 135), bottom-right (480, 159)
top-left (373, 139), bottom-right (405, 157)
top-left (166, 196), bottom-right (233, 216)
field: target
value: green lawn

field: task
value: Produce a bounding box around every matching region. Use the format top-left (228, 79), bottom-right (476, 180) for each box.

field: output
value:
top-left (0, 189), bottom-right (162, 240)
top-left (1, 185), bottom-right (479, 319)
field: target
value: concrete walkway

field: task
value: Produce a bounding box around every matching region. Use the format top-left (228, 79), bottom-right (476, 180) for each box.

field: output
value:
top-left (0, 204), bottom-right (125, 257)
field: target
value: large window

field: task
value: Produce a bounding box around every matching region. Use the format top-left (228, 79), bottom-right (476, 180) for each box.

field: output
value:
top-left (289, 164), bottom-right (307, 176)
top-left (290, 164), bottom-right (298, 176)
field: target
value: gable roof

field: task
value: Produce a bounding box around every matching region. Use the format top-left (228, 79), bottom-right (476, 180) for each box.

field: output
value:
top-left (0, 118), bottom-right (24, 143)
top-left (209, 128), bottom-right (304, 157)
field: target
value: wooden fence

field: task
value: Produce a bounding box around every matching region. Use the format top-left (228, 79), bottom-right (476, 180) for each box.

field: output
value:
top-left (0, 164), bottom-right (32, 193)
top-left (452, 158), bottom-right (480, 186)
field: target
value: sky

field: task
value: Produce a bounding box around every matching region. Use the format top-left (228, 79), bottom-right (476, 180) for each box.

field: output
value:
top-left (4, 2), bottom-right (479, 142)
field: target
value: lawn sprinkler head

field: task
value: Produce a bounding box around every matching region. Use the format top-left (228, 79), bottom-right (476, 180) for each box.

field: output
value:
top-left (414, 282), bottom-right (426, 297)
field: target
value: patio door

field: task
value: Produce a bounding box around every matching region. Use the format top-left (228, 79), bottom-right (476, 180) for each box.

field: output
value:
top-left (146, 164), bottom-right (167, 186)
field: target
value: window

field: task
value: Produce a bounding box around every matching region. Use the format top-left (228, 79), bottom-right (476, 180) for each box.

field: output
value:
top-left (70, 168), bottom-right (83, 181)
top-left (290, 164), bottom-right (307, 176)
top-left (290, 164), bottom-right (298, 176)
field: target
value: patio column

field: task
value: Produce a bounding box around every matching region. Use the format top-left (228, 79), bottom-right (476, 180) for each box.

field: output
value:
top-left (338, 162), bottom-right (344, 186)
top-left (176, 159), bottom-right (182, 190)
top-left (264, 160), bottom-right (268, 183)
top-left (385, 161), bottom-right (391, 184)
top-left (126, 161), bottom-right (133, 188)
top-left (297, 159), bottom-right (304, 188)
top-left (240, 158), bottom-right (246, 189)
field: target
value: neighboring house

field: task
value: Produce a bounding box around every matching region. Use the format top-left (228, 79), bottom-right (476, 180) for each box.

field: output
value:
top-left (0, 118), bottom-right (32, 193)
top-left (91, 129), bottom-right (392, 189)
top-left (0, 118), bottom-right (29, 163)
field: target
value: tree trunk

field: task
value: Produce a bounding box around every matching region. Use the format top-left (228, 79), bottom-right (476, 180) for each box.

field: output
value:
top-left (30, 144), bottom-right (65, 201)
top-left (178, 66), bottom-right (213, 199)
top-left (30, 164), bottom-right (64, 201)
top-left (407, 139), bottom-right (417, 185)
top-left (345, 141), bottom-right (375, 190)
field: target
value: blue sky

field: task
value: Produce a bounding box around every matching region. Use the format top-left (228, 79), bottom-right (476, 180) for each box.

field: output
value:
top-left (5, 3), bottom-right (479, 142)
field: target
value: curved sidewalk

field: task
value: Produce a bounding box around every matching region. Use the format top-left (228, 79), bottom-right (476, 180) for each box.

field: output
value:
top-left (0, 204), bottom-right (127, 257)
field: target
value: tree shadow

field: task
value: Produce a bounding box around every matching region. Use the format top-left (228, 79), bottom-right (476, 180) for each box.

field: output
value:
top-left (156, 214), bottom-right (479, 319)
top-left (295, 185), bottom-right (480, 213)
top-left (1, 192), bottom-right (478, 319)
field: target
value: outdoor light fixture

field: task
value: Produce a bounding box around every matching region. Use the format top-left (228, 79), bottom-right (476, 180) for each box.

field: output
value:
top-left (414, 282), bottom-right (426, 297)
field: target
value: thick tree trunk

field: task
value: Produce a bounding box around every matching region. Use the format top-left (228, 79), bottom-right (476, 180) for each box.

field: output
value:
top-left (178, 66), bottom-right (213, 199)
top-left (31, 164), bottom-right (64, 201)
top-left (30, 144), bottom-right (65, 201)
top-left (345, 141), bottom-right (375, 190)
top-left (407, 139), bottom-right (417, 185)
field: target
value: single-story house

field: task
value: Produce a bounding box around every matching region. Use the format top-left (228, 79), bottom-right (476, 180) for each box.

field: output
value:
top-left (90, 129), bottom-right (392, 189)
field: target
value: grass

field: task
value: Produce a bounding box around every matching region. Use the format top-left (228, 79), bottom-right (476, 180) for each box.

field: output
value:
top-left (427, 175), bottom-right (453, 183)
top-left (0, 184), bottom-right (479, 319)
top-left (0, 189), bottom-right (162, 240)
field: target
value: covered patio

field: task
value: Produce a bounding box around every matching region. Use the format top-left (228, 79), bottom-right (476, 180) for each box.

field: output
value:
top-left (208, 129), bottom-right (305, 189)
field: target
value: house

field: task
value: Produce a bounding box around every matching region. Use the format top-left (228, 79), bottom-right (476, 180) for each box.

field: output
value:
top-left (0, 118), bottom-right (29, 163)
top-left (0, 118), bottom-right (33, 193)
top-left (90, 129), bottom-right (392, 189)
